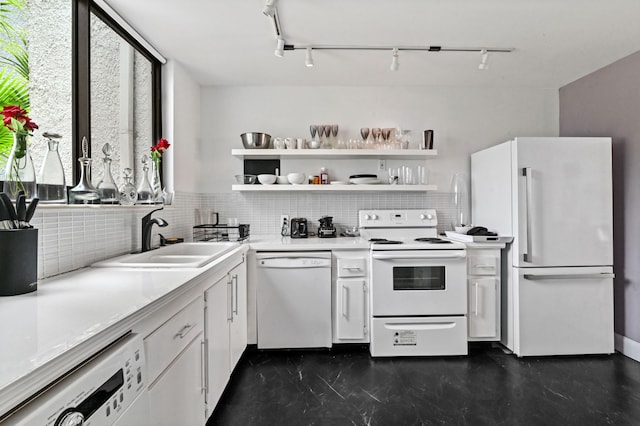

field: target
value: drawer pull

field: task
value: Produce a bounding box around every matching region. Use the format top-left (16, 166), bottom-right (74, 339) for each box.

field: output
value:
top-left (474, 264), bottom-right (495, 268)
top-left (175, 323), bottom-right (193, 339)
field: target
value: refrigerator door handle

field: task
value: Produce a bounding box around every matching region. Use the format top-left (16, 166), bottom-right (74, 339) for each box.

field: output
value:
top-left (523, 273), bottom-right (615, 281)
top-left (523, 167), bottom-right (533, 263)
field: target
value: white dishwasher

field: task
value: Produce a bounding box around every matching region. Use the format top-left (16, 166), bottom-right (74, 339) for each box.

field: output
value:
top-left (256, 251), bottom-right (332, 349)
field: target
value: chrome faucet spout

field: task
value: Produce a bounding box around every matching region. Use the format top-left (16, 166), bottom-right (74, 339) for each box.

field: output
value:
top-left (142, 208), bottom-right (169, 252)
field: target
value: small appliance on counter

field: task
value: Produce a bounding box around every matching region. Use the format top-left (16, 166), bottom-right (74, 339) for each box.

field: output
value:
top-left (317, 216), bottom-right (337, 238)
top-left (290, 218), bottom-right (308, 238)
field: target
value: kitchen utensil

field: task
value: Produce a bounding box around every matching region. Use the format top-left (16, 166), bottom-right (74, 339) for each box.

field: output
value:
top-left (240, 132), bottom-right (272, 149)
top-left (24, 197), bottom-right (39, 224)
top-left (235, 174), bottom-right (257, 184)
top-left (16, 192), bottom-right (26, 225)
top-left (0, 192), bottom-right (18, 229)
top-left (258, 174), bottom-right (277, 184)
top-left (0, 194), bottom-right (13, 230)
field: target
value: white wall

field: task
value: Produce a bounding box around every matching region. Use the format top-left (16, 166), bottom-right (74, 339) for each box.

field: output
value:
top-left (163, 60), bottom-right (202, 193)
top-left (200, 86), bottom-right (559, 193)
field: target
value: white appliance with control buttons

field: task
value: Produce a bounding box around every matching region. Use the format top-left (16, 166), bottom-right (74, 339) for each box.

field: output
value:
top-left (3, 334), bottom-right (148, 425)
top-left (359, 209), bottom-right (468, 357)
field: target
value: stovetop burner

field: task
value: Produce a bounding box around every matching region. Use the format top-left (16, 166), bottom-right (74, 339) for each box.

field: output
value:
top-left (414, 237), bottom-right (452, 244)
top-left (369, 238), bottom-right (404, 245)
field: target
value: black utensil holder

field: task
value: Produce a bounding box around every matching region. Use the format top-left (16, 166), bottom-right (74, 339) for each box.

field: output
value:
top-left (0, 228), bottom-right (38, 296)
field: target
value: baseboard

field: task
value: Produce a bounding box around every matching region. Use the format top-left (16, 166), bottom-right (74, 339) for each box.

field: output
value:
top-left (615, 333), bottom-right (640, 362)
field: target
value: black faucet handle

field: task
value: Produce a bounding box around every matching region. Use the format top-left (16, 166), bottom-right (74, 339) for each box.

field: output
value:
top-left (142, 207), bottom-right (164, 222)
top-left (159, 233), bottom-right (167, 246)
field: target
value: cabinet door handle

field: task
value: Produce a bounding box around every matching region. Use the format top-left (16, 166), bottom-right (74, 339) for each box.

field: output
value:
top-left (233, 274), bottom-right (239, 315)
top-left (474, 264), bottom-right (495, 268)
top-left (175, 323), bottom-right (193, 339)
top-left (342, 285), bottom-right (349, 318)
top-left (227, 279), bottom-right (233, 321)
top-left (474, 282), bottom-right (480, 317)
top-left (201, 340), bottom-right (207, 394)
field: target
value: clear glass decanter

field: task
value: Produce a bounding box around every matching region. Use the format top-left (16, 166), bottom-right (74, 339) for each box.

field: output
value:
top-left (450, 172), bottom-right (470, 230)
top-left (69, 136), bottom-right (101, 204)
top-left (136, 155), bottom-right (155, 204)
top-left (119, 168), bottom-right (137, 206)
top-left (96, 143), bottom-right (119, 204)
top-left (37, 132), bottom-right (67, 204)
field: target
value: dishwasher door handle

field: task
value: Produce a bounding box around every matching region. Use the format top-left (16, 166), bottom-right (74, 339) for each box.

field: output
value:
top-left (258, 259), bottom-right (332, 269)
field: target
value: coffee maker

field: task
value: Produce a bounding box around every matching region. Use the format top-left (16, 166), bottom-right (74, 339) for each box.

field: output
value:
top-left (318, 216), bottom-right (337, 238)
top-left (290, 218), bottom-right (308, 238)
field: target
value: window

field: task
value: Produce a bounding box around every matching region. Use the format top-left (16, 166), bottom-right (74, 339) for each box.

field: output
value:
top-left (0, 0), bottom-right (162, 192)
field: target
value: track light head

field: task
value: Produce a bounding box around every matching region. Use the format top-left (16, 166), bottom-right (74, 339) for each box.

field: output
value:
top-left (275, 38), bottom-right (285, 57)
top-left (390, 48), bottom-right (399, 71)
top-left (305, 47), bottom-right (314, 67)
top-left (479, 49), bottom-right (489, 70)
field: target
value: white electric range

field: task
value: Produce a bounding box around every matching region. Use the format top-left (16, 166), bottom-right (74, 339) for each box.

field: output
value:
top-left (359, 209), bottom-right (468, 357)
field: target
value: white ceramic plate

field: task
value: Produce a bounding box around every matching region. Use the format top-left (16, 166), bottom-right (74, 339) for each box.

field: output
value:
top-left (349, 178), bottom-right (381, 184)
top-left (330, 181), bottom-right (349, 185)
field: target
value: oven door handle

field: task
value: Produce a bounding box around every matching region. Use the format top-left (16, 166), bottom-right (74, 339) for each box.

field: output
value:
top-left (372, 252), bottom-right (466, 260)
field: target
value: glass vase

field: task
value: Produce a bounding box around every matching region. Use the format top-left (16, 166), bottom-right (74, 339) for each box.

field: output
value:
top-left (136, 157), bottom-right (155, 205)
top-left (450, 172), bottom-right (470, 230)
top-left (37, 136), bottom-right (67, 204)
top-left (151, 160), bottom-right (163, 204)
top-left (4, 133), bottom-right (36, 200)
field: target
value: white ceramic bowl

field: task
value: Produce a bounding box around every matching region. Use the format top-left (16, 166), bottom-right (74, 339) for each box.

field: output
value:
top-left (276, 175), bottom-right (289, 184)
top-left (258, 174), bottom-right (277, 185)
top-left (308, 140), bottom-right (321, 149)
top-left (287, 172), bottom-right (306, 185)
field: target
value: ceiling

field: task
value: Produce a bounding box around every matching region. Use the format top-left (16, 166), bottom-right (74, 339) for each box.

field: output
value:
top-left (104, 0), bottom-right (640, 88)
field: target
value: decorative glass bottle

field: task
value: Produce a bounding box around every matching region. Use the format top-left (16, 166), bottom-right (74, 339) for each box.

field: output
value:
top-left (136, 155), bottom-right (155, 204)
top-left (69, 136), bottom-right (101, 204)
top-left (119, 168), bottom-right (137, 206)
top-left (37, 132), bottom-right (67, 204)
top-left (96, 143), bottom-right (119, 204)
top-left (4, 132), bottom-right (36, 200)
top-left (450, 172), bottom-right (471, 230)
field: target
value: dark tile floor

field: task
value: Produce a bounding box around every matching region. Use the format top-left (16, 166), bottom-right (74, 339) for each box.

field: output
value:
top-left (207, 344), bottom-right (640, 426)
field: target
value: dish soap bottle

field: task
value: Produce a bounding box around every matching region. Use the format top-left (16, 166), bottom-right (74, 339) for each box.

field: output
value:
top-left (68, 136), bottom-right (101, 204)
top-left (37, 132), bottom-right (67, 204)
top-left (96, 143), bottom-right (119, 204)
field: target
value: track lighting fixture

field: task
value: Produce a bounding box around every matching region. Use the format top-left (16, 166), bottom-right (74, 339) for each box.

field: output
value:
top-left (305, 47), bottom-right (314, 67)
top-left (262, 0), bottom-right (277, 17)
top-left (479, 49), bottom-right (489, 70)
top-left (275, 37), bottom-right (285, 57)
top-left (390, 48), bottom-right (399, 71)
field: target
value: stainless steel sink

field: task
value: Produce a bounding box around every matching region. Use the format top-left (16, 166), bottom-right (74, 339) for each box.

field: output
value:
top-left (92, 242), bottom-right (239, 268)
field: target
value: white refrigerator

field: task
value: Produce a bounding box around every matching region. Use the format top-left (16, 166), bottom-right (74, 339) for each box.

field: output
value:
top-left (471, 137), bottom-right (614, 356)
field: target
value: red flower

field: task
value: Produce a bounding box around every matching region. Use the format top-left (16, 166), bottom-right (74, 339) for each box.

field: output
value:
top-left (1, 105), bottom-right (39, 133)
top-left (151, 137), bottom-right (171, 162)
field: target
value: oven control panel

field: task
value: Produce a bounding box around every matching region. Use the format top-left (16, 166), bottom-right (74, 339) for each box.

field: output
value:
top-left (359, 209), bottom-right (438, 228)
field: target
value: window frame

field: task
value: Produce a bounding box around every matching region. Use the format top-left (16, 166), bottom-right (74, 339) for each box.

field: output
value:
top-left (72, 0), bottom-right (162, 184)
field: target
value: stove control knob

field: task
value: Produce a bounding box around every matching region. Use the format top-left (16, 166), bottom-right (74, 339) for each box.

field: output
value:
top-left (364, 214), bottom-right (371, 220)
top-left (371, 214), bottom-right (378, 220)
top-left (421, 213), bottom-right (434, 220)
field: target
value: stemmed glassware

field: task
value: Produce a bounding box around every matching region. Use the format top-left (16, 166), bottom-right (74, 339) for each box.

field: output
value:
top-left (323, 125), bottom-right (333, 148)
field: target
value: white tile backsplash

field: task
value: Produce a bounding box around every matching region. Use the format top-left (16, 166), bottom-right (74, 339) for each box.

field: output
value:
top-left (32, 190), bottom-right (459, 280)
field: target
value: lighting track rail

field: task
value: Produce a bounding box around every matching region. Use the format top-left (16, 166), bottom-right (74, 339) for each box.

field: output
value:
top-left (263, 0), bottom-right (515, 70)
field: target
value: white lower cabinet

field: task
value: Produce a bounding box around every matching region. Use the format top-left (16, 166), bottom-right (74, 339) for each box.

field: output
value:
top-left (145, 296), bottom-right (206, 426)
top-left (148, 334), bottom-right (205, 426)
top-left (332, 251), bottom-right (369, 343)
top-left (205, 257), bottom-right (247, 415)
top-left (466, 247), bottom-right (502, 341)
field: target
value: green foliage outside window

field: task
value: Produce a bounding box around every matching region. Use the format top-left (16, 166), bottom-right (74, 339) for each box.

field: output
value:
top-left (0, 0), bottom-right (29, 168)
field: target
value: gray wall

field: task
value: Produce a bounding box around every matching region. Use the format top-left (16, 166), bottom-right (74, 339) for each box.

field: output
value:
top-left (559, 50), bottom-right (640, 343)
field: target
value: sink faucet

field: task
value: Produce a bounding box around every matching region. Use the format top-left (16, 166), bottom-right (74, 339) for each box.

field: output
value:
top-left (142, 208), bottom-right (169, 252)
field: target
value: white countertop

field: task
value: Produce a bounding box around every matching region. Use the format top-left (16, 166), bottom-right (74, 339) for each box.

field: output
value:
top-left (0, 245), bottom-right (247, 418)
